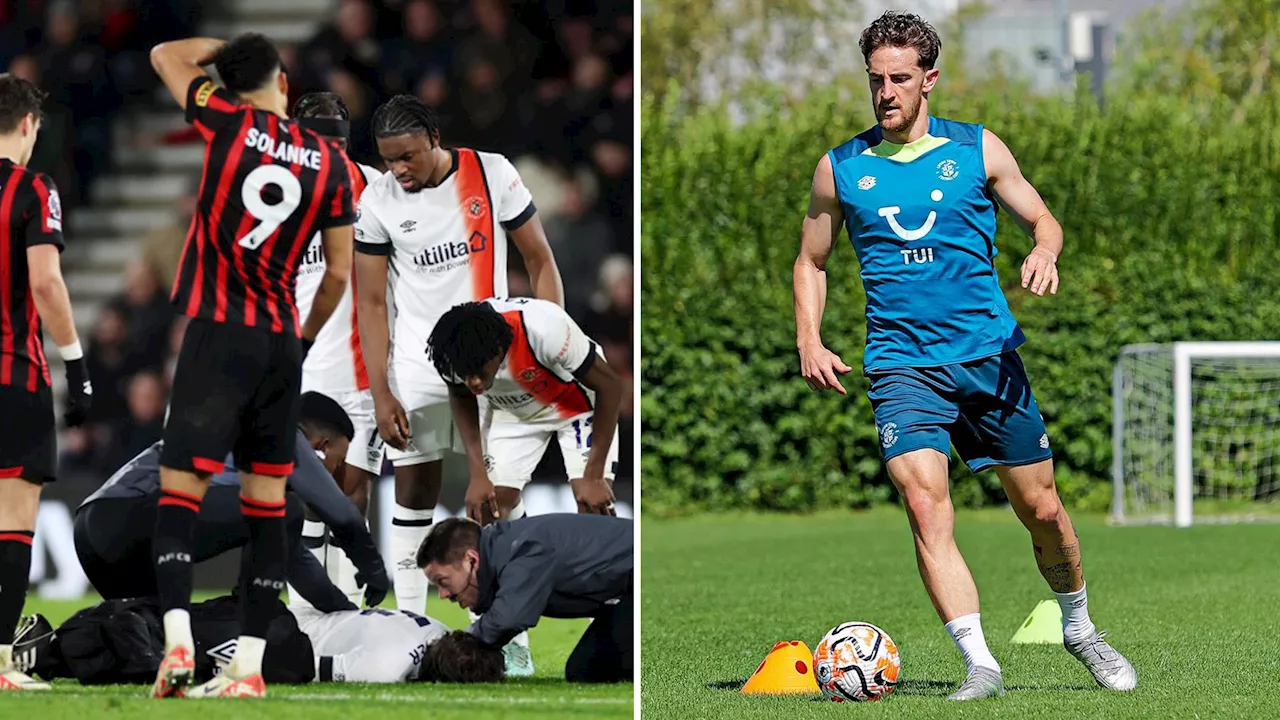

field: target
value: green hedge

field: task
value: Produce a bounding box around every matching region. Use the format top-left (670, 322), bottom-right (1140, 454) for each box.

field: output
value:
top-left (640, 86), bottom-right (1280, 516)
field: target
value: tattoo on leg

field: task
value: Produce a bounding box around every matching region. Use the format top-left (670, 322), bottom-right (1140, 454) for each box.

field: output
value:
top-left (1056, 543), bottom-right (1079, 557)
top-left (1034, 545), bottom-right (1043, 557)
top-left (1042, 561), bottom-right (1079, 593)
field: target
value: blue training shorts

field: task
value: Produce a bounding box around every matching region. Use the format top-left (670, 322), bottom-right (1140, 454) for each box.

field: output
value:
top-left (865, 350), bottom-right (1053, 473)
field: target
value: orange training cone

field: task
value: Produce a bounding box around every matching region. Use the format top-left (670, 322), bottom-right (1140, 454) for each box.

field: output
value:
top-left (741, 641), bottom-right (821, 695)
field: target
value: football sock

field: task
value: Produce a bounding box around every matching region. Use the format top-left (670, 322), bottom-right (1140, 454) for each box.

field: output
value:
top-left (330, 527), bottom-right (363, 606)
top-left (945, 613), bottom-right (1000, 674)
top-left (227, 636), bottom-right (266, 678)
top-left (0, 531), bottom-right (33, 645)
top-left (240, 495), bottom-right (288, 641)
top-left (286, 520), bottom-right (328, 610)
top-left (392, 504), bottom-right (434, 614)
top-left (507, 500), bottom-right (526, 521)
top-left (1054, 583), bottom-right (1097, 644)
top-left (162, 609), bottom-right (193, 652)
top-left (154, 489), bottom-right (202, 615)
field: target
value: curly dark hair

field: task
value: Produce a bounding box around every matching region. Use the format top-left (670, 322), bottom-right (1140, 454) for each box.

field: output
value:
top-left (859, 11), bottom-right (942, 70)
top-left (418, 631), bottom-right (505, 683)
top-left (0, 74), bottom-right (45, 134)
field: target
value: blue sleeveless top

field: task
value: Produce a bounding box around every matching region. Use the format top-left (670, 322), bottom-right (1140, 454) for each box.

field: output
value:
top-left (828, 116), bottom-right (1025, 370)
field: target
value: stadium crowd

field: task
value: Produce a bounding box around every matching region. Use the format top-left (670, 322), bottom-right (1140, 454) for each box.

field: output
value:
top-left (0, 0), bottom-right (634, 484)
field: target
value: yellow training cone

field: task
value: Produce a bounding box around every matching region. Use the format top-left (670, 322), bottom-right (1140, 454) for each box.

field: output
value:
top-left (1010, 599), bottom-right (1064, 644)
top-left (741, 641), bottom-right (821, 695)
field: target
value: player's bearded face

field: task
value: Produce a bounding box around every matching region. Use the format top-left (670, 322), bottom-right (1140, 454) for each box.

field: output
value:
top-left (867, 46), bottom-right (935, 134)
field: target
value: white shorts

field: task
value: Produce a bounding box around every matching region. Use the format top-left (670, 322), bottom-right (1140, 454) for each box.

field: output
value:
top-left (487, 411), bottom-right (620, 490)
top-left (384, 382), bottom-right (463, 468)
top-left (299, 384), bottom-right (385, 475)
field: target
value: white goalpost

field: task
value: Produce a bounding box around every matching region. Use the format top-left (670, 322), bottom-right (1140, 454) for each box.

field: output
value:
top-left (1112, 342), bottom-right (1280, 527)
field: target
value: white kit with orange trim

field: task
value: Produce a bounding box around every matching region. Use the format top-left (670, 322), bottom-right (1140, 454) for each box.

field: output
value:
top-left (295, 161), bottom-right (386, 473)
top-left (356, 149), bottom-right (533, 467)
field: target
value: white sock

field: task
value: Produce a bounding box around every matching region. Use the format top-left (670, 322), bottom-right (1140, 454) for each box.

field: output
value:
top-left (506, 500), bottom-right (526, 521)
top-left (0, 644), bottom-right (12, 671)
top-left (226, 635), bottom-right (266, 678)
top-left (330, 537), bottom-right (363, 607)
top-left (391, 504), bottom-right (434, 614)
top-left (1054, 583), bottom-right (1097, 644)
top-left (162, 609), bottom-right (193, 652)
top-left (945, 613), bottom-right (1000, 674)
top-left (286, 520), bottom-right (328, 610)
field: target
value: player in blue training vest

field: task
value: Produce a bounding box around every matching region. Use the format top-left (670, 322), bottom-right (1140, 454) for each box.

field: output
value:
top-left (792, 11), bottom-right (1136, 701)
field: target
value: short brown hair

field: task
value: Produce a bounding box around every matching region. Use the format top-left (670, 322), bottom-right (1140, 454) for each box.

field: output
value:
top-left (416, 517), bottom-right (481, 568)
top-left (418, 631), bottom-right (505, 683)
top-left (859, 11), bottom-right (942, 70)
top-left (0, 74), bottom-right (45, 134)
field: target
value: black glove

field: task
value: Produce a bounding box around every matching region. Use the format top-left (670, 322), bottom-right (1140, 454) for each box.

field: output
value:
top-left (63, 357), bottom-right (92, 427)
top-left (355, 563), bottom-right (391, 607)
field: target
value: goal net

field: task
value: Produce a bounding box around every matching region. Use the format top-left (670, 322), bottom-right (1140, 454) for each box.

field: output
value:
top-left (1112, 343), bottom-right (1280, 526)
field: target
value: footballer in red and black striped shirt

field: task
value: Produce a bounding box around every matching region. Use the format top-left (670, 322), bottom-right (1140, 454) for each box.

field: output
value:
top-left (0, 73), bottom-right (91, 692)
top-left (147, 34), bottom-right (357, 699)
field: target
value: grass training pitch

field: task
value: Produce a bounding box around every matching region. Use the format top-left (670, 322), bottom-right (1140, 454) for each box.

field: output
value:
top-left (642, 508), bottom-right (1280, 719)
top-left (1, 591), bottom-right (632, 719)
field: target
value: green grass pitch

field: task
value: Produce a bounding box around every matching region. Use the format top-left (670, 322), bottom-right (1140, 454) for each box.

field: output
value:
top-left (1, 590), bottom-right (632, 719)
top-left (641, 508), bottom-right (1280, 719)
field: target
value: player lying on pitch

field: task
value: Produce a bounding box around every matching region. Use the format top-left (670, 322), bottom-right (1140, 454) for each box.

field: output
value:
top-left (74, 392), bottom-right (390, 614)
top-left (289, 606), bottom-right (504, 684)
top-left (14, 599), bottom-right (503, 685)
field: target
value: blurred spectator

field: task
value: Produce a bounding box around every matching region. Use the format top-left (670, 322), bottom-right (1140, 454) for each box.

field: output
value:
top-left (583, 254), bottom-right (632, 346)
top-left (328, 69), bottom-right (377, 163)
top-left (143, 191), bottom-right (198, 289)
top-left (4, 52), bottom-right (78, 208)
top-left (380, 0), bottom-right (451, 96)
top-left (105, 371), bottom-right (167, 472)
top-left (591, 139), bottom-right (632, 244)
top-left (544, 171), bottom-right (613, 319)
top-left (300, 0), bottom-right (382, 95)
top-left (85, 305), bottom-right (136, 426)
top-left (38, 1), bottom-right (115, 204)
top-left (109, 258), bottom-right (174, 373)
top-left (454, 0), bottom-right (537, 88)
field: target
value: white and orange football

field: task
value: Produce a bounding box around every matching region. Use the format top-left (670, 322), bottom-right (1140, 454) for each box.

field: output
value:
top-left (812, 622), bottom-right (901, 702)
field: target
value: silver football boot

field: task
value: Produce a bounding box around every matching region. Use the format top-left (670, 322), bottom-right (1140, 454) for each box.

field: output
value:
top-left (1065, 630), bottom-right (1137, 691)
top-left (947, 665), bottom-right (1005, 701)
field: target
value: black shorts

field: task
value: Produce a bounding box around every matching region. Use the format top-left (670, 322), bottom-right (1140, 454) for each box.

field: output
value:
top-left (161, 317), bottom-right (303, 476)
top-left (0, 384), bottom-right (56, 483)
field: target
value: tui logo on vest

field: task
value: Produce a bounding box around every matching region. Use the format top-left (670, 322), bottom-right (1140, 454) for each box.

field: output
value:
top-left (879, 188), bottom-right (945, 265)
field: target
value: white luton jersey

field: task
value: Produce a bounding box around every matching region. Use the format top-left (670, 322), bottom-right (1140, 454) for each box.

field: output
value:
top-left (295, 607), bottom-right (449, 683)
top-left (355, 148), bottom-right (535, 392)
top-left (446, 297), bottom-right (600, 423)
top-left (296, 161), bottom-right (384, 393)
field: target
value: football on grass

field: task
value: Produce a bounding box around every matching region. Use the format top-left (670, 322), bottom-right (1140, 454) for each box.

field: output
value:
top-left (813, 622), bottom-right (901, 702)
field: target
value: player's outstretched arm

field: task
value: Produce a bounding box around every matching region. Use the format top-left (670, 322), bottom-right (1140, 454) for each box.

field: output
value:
top-left (149, 37), bottom-right (226, 110)
top-left (448, 386), bottom-right (499, 523)
top-left (983, 128), bottom-right (1063, 296)
top-left (794, 153), bottom-right (852, 395)
top-left (301, 224), bottom-right (354, 346)
top-left (510, 215), bottom-right (565, 306)
top-left (574, 356), bottom-right (622, 515)
top-left (353, 246), bottom-right (410, 449)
